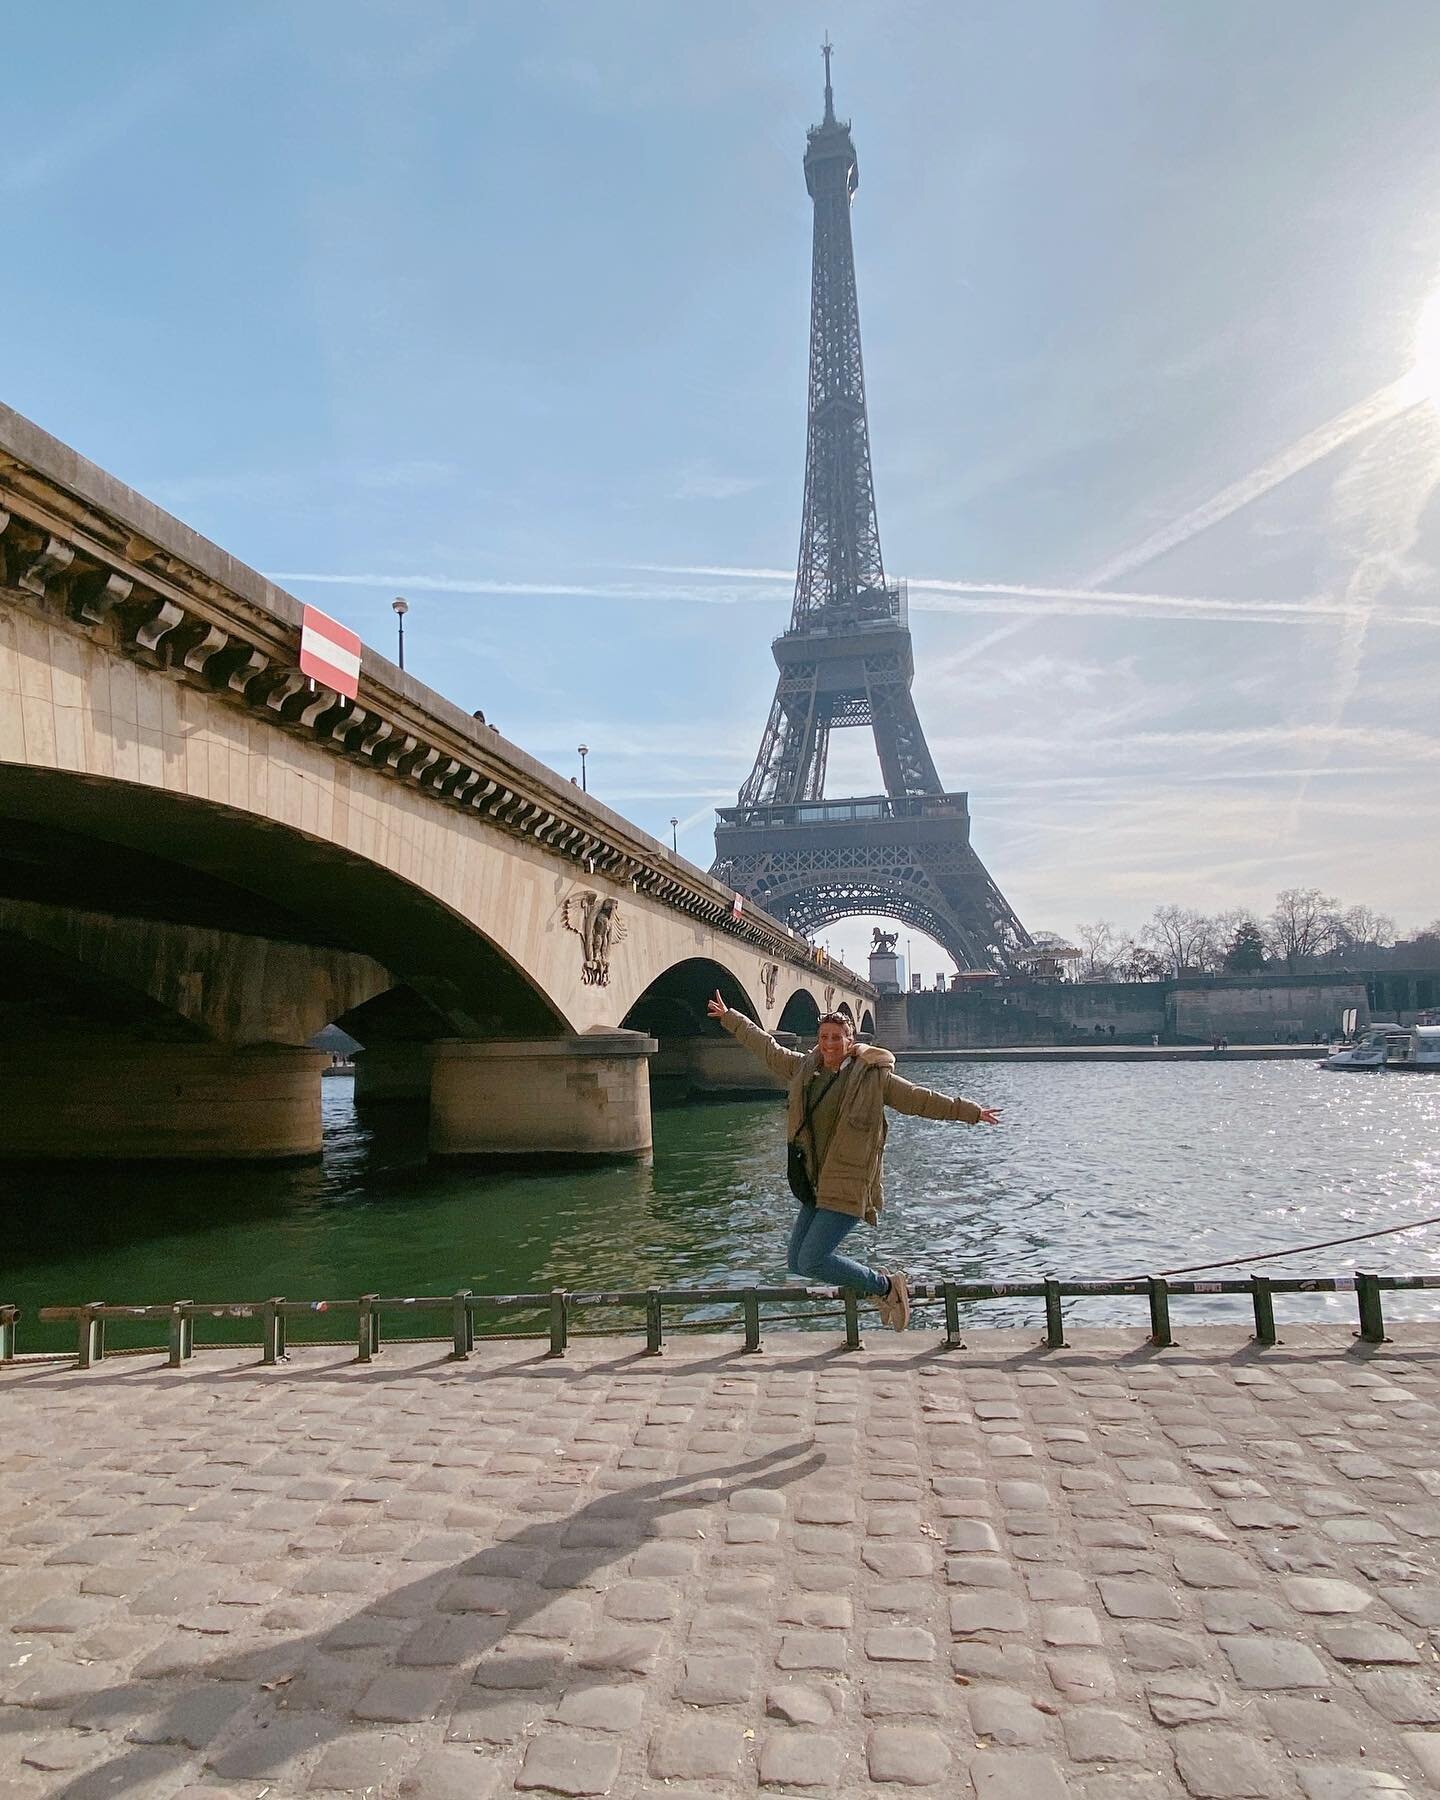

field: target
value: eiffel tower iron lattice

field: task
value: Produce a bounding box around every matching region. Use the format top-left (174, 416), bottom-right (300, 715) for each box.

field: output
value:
top-left (713, 46), bottom-right (1032, 974)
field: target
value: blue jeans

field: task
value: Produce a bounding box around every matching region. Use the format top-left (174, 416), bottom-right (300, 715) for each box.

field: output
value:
top-left (787, 1204), bottom-right (889, 1297)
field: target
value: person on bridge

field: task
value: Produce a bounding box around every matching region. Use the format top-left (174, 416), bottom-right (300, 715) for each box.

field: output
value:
top-left (706, 993), bottom-right (1001, 1330)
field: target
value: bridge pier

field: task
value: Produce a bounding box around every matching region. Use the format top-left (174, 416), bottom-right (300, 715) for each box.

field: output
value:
top-left (0, 1042), bottom-right (329, 1162)
top-left (679, 1032), bottom-right (794, 1098)
top-left (429, 1030), bottom-right (658, 1161)
top-left (352, 1043), bottom-right (432, 1105)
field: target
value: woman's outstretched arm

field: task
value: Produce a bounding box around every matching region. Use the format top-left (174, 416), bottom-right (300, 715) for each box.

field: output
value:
top-left (881, 1071), bottom-right (1002, 1125)
top-left (706, 991), bottom-right (807, 1081)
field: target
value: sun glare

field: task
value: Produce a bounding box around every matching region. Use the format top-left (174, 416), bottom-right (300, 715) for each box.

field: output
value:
top-left (1407, 286), bottom-right (1440, 409)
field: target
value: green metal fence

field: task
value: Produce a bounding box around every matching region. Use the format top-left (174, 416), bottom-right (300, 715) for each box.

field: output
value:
top-left (0, 1271), bottom-right (1433, 1370)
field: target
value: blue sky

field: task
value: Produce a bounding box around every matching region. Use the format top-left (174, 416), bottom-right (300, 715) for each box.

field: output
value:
top-left (5, 2), bottom-right (1439, 979)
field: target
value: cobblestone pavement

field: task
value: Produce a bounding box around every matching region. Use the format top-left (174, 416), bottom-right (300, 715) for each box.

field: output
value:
top-left (4, 1325), bottom-right (1440, 1799)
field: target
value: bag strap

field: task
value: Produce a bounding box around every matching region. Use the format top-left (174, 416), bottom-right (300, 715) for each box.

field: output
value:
top-left (795, 1061), bottom-right (851, 1144)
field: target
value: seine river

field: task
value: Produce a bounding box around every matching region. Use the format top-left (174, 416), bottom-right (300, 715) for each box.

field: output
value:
top-left (5, 1061), bottom-right (1438, 1354)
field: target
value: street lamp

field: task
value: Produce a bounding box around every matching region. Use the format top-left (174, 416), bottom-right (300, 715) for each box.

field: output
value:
top-left (391, 597), bottom-right (409, 671)
top-left (577, 744), bottom-right (589, 792)
top-left (670, 816), bottom-right (679, 852)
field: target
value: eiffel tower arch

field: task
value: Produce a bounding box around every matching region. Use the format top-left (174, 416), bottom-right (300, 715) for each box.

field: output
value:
top-left (713, 46), bottom-right (1031, 974)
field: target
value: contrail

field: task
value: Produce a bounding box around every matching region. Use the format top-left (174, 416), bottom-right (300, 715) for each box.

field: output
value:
top-left (1285, 401), bottom-right (1440, 832)
top-left (265, 572), bottom-right (772, 606)
top-left (629, 562), bottom-right (1437, 627)
top-left (1083, 374), bottom-right (1423, 586)
top-left (272, 548), bottom-right (1440, 630)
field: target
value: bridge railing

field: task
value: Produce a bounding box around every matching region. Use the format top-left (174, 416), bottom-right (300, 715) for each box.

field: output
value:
top-left (6, 1271), bottom-right (1435, 1369)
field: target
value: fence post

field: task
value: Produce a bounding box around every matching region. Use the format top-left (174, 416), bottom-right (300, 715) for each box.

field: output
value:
top-left (942, 1282), bottom-right (963, 1351)
top-left (1250, 1275), bottom-right (1277, 1347)
top-left (1147, 1278), bottom-right (1173, 1349)
top-left (357, 1295), bottom-right (378, 1364)
top-left (548, 1290), bottom-right (569, 1359)
top-left (167, 1303), bottom-right (193, 1369)
top-left (0, 1308), bottom-right (14, 1362)
top-left (841, 1288), bottom-right (862, 1352)
top-left (1043, 1278), bottom-right (1066, 1350)
top-left (645, 1289), bottom-right (664, 1356)
top-left (78, 1302), bottom-right (105, 1370)
top-left (262, 1298), bottom-right (286, 1365)
top-left (742, 1290), bottom-right (762, 1355)
top-left (1356, 1270), bottom-right (1387, 1344)
top-left (451, 1291), bottom-right (473, 1360)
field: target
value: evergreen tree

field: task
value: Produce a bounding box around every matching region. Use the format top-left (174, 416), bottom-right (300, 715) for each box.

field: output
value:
top-left (1225, 921), bottom-right (1268, 973)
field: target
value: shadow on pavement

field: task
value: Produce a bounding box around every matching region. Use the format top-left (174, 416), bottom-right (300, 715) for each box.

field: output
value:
top-left (3, 1440), bottom-right (821, 1799)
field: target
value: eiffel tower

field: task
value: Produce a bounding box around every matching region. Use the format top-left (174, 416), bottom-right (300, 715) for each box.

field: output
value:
top-left (713, 45), bottom-right (1031, 973)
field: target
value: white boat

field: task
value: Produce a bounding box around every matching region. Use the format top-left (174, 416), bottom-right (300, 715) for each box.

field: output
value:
top-left (1320, 1024), bottom-right (1440, 1071)
top-left (1391, 1025), bottom-right (1440, 1071)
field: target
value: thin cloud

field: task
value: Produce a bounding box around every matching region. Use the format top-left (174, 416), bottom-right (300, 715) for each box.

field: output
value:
top-left (1083, 375), bottom-right (1423, 586)
top-left (671, 469), bottom-right (765, 502)
top-left (628, 560), bottom-right (1439, 627)
top-left (270, 564), bottom-right (1440, 629)
top-left (158, 462), bottom-right (459, 508)
top-left (266, 572), bottom-right (774, 606)
top-left (0, 24), bottom-right (255, 198)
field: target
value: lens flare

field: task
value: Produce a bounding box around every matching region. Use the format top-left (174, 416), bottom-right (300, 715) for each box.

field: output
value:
top-left (1406, 287), bottom-right (1440, 408)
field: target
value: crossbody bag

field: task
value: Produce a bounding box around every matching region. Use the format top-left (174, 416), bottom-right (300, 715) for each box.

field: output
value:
top-left (786, 1063), bottom-right (850, 1206)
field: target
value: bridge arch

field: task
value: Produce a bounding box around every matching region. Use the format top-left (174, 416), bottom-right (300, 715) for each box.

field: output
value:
top-left (0, 767), bottom-right (569, 1043)
top-left (620, 957), bottom-right (761, 1040)
top-left (778, 987), bottom-right (821, 1036)
top-left (754, 878), bottom-right (1002, 972)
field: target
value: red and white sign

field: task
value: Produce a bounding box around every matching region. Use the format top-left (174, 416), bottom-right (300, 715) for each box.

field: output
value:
top-left (732, 892), bottom-right (744, 921)
top-left (299, 606), bottom-right (361, 701)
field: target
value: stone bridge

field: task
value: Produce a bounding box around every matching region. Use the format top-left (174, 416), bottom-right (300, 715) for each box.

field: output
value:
top-left (0, 407), bottom-right (873, 1163)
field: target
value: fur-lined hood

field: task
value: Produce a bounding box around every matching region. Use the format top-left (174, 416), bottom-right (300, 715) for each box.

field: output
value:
top-left (801, 1040), bottom-right (895, 1076)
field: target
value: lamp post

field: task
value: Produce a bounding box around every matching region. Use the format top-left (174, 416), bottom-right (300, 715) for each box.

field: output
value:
top-left (577, 744), bottom-right (589, 792)
top-left (391, 597), bottom-right (409, 671)
top-left (670, 816), bottom-right (679, 852)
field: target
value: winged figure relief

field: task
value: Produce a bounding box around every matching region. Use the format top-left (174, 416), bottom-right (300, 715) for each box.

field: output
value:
top-left (563, 890), bottom-right (627, 987)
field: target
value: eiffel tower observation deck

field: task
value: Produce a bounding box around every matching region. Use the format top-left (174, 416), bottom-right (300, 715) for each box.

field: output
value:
top-left (714, 46), bottom-right (1032, 974)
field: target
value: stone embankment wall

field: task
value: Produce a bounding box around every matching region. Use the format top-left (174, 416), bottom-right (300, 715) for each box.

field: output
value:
top-left (882, 973), bottom-right (1371, 1050)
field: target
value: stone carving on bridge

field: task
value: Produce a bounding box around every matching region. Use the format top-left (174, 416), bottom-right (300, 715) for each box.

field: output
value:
top-left (871, 929), bottom-right (899, 954)
top-left (760, 961), bottom-right (779, 1010)
top-left (564, 889), bottom-right (626, 987)
top-left (823, 983), bottom-right (836, 1013)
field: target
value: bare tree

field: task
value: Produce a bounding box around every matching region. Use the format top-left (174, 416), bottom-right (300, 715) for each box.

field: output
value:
top-left (1335, 904), bottom-right (1396, 958)
top-left (1073, 919), bottom-right (1121, 981)
top-left (1142, 905), bottom-right (1220, 977)
top-left (1265, 887), bottom-right (1341, 974)
top-left (1115, 943), bottom-right (1168, 983)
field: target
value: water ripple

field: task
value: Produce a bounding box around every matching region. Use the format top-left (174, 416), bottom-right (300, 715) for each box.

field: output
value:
top-left (2, 1062), bottom-right (1437, 1348)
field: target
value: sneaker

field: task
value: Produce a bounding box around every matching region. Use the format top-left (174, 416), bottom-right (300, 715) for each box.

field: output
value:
top-left (876, 1271), bottom-right (911, 1332)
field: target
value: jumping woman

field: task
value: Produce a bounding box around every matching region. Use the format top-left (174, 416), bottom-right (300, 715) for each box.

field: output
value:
top-left (706, 992), bottom-right (1002, 1330)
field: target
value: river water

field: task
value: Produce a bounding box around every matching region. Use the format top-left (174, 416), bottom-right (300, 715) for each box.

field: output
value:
top-left (4, 1061), bottom-right (1438, 1353)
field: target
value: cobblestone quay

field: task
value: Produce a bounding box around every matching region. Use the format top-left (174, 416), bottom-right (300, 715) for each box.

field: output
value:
top-left (4, 1327), bottom-right (1440, 1798)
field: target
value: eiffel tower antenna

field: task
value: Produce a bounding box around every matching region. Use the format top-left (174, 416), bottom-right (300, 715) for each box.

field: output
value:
top-left (713, 61), bottom-right (1032, 973)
